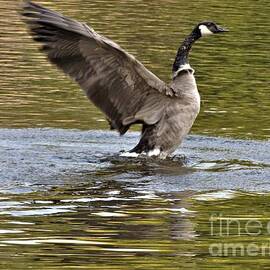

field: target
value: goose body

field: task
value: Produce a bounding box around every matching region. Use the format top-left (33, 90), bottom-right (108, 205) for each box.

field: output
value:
top-left (21, 1), bottom-right (227, 159)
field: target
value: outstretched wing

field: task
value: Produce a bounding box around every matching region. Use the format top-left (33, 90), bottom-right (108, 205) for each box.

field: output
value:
top-left (21, 1), bottom-right (173, 134)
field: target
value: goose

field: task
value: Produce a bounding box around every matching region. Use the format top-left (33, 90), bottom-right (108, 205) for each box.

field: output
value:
top-left (21, 1), bottom-right (228, 159)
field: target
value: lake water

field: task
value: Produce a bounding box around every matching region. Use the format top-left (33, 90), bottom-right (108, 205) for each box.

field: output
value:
top-left (0, 0), bottom-right (270, 269)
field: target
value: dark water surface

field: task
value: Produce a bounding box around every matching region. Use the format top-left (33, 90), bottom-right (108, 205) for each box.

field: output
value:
top-left (0, 0), bottom-right (270, 269)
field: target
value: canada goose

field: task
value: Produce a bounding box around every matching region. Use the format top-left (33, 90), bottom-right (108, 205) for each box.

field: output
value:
top-left (21, 1), bottom-right (228, 159)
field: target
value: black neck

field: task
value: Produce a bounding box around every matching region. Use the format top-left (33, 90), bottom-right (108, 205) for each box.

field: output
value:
top-left (172, 27), bottom-right (201, 72)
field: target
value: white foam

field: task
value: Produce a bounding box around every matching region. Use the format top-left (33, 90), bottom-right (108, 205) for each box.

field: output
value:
top-left (120, 149), bottom-right (161, 158)
top-left (148, 148), bottom-right (161, 157)
top-left (119, 152), bottom-right (139, 158)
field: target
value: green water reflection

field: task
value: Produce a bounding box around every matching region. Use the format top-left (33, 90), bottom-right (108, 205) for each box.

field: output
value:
top-left (0, 0), bottom-right (269, 139)
top-left (0, 1), bottom-right (270, 269)
top-left (0, 186), bottom-right (270, 269)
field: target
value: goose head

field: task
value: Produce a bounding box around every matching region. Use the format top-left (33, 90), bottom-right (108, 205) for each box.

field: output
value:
top-left (197, 21), bottom-right (228, 37)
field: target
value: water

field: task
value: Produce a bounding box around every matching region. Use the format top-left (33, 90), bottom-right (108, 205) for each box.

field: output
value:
top-left (0, 0), bottom-right (270, 269)
top-left (1, 0), bottom-right (269, 138)
top-left (1, 128), bottom-right (269, 193)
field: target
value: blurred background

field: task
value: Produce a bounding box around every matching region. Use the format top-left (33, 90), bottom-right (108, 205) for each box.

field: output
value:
top-left (0, 0), bottom-right (269, 139)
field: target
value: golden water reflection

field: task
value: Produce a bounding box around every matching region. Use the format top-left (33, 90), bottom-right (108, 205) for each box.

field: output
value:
top-left (0, 0), bottom-right (269, 139)
top-left (1, 186), bottom-right (270, 269)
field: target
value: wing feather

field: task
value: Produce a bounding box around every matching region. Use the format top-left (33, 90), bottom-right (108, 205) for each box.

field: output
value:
top-left (22, 1), bottom-right (174, 134)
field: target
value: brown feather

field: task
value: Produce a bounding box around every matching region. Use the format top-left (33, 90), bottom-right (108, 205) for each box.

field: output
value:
top-left (21, 1), bottom-right (202, 158)
top-left (21, 1), bottom-right (173, 135)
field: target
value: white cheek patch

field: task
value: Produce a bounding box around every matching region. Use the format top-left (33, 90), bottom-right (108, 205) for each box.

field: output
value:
top-left (199, 25), bottom-right (213, 36)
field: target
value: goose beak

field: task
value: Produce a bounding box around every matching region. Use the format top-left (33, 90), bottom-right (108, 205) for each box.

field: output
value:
top-left (215, 25), bottom-right (229, 33)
